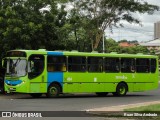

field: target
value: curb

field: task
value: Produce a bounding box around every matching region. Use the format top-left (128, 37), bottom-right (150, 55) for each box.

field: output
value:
top-left (86, 101), bottom-right (160, 113)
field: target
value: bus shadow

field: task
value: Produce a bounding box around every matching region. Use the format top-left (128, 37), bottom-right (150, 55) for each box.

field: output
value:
top-left (13, 93), bottom-right (156, 99)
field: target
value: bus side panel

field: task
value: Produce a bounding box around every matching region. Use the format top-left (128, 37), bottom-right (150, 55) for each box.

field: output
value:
top-left (47, 72), bottom-right (63, 87)
top-left (63, 73), bottom-right (117, 93)
top-left (145, 73), bottom-right (159, 91)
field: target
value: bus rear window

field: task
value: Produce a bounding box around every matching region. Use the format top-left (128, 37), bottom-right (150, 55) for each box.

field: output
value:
top-left (150, 59), bottom-right (156, 73)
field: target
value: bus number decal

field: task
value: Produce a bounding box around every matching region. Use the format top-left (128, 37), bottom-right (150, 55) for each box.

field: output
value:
top-left (94, 78), bottom-right (97, 82)
top-left (115, 75), bottom-right (127, 80)
top-left (67, 77), bottom-right (72, 82)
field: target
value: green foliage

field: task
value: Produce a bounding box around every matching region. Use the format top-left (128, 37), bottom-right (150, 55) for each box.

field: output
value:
top-left (105, 39), bottom-right (149, 54)
top-left (0, 0), bottom-right (159, 62)
top-left (68, 0), bottom-right (159, 51)
top-left (0, 0), bottom-right (70, 57)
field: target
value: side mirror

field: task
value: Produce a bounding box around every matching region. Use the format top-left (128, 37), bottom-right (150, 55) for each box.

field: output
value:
top-left (2, 58), bottom-right (4, 67)
top-left (2, 58), bottom-right (6, 68)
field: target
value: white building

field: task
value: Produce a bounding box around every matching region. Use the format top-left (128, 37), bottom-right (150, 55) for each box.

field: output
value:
top-left (139, 38), bottom-right (160, 54)
top-left (154, 21), bottom-right (160, 39)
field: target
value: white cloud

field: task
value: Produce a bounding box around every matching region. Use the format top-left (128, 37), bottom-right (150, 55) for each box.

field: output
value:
top-left (106, 0), bottom-right (160, 42)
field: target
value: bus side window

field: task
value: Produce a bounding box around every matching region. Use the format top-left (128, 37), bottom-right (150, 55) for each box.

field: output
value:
top-left (88, 57), bottom-right (103, 72)
top-left (121, 58), bottom-right (135, 73)
top-left (68, 57), bottom-right (86, 72)
top-left (47, 65), bottom-right (54, 72)
top-left (105, 58), bottom-right (120, 73)
top-left (47, 56), bottom-right (66, 72)
top-left (61, 63), bottom-right (66, 71)
top-left (136, 58), bottom-right (150, 73)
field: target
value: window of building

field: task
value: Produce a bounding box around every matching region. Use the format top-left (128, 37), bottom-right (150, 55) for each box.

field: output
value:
top-left (88, 57), bottom-right (103, 72)
top-left (136, 58), bottom-right (150, 73)
top-left (121, 58), bottom-right (135, 73)
top-left (104, 58), bottom-right (120, 73)
top-left (47, 56), bottom-right (66, 72)
top-left (68, 57), bottom-right (86, 72)
top-left (150, 59), bottom-right (156, 73)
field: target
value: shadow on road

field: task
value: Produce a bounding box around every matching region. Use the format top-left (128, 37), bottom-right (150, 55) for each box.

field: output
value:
top-left (0, 93), bottom-right (156, 99)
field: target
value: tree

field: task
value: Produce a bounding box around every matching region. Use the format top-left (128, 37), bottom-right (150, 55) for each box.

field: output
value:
top-left (105, 38), bottom-right (118, 52)
top-left (68, 0), bottom-right (159, 51)
top-left (0, 0), bottom-right (70, 59)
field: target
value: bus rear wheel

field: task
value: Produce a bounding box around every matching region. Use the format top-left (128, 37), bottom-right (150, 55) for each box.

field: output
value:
top-left (96, 92), bottom-right (108, 97)
top-left (113, 83), bottom-right (127, 96)
top-left (30, 93), bottom-right (42, 98)
top-left (46, 84), bottom-right (60, 98)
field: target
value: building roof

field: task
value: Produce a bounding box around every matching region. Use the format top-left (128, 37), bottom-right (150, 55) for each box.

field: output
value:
top-left (140, 38), bottom-right (160, 46)
top-left (119, 42), bottom-right (135, 47)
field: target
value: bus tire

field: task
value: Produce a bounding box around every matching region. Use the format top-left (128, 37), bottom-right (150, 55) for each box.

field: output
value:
top-left (96, 92), bottom-right (108, 97)
top-left (46, 84), bottom-right (60, 98)
top-left (113, 83), bottom-right (127, 96)
top-left (30, 93), bottom-right (42, 98)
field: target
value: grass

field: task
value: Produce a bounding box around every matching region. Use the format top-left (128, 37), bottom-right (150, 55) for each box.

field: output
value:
top-left (124, 104), bottom-right (160, 111)
top-left (91, 104), bottom-right (160, 119)
top-left (123, 104), bottom-right (160, 120)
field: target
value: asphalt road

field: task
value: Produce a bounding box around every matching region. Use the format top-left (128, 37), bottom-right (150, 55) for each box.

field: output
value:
top-left (0, 85), bottom-right (160, 112)
top-left (0, 87), bottom-right (160, 120)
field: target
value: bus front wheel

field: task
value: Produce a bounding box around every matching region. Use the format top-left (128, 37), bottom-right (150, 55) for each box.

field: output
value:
top-left (113, 83), bottom-right (127, 96)
top-left (46, 84), bottom-right (60, 98)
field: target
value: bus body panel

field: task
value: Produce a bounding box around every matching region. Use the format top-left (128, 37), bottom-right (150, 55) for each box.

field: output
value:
top-left (4, 50), bottom-right (159, 95)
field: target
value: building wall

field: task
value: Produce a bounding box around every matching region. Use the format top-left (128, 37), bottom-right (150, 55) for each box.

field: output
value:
top-left (154, 21), bottom-right (160, 39)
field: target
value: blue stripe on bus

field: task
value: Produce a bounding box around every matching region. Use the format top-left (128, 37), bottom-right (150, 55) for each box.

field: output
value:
top-left (47, 51), bottom-right (63, 56)
top-left (47, 72), bottom-right (63, 87)
top-left (47, 51), bottom-right (64, 87)
top-left (5, 80), bottom-right (22, 86)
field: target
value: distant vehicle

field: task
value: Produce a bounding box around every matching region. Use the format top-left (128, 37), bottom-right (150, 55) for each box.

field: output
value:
top-left (3, 49), bottom-right (159, 98)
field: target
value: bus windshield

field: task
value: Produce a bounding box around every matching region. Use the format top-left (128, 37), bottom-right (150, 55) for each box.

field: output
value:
top-left (5, 58), bottom-right (27, 77)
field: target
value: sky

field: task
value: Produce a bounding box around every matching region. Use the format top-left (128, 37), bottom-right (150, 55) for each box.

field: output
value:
top-left (106, 0), bottom-right (160, 42)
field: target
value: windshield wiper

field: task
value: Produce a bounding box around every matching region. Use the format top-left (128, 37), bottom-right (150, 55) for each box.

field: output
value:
top-left (13, 58), bottom-right (21, 67)
top-left (9, 58), bottom-right (21, 77)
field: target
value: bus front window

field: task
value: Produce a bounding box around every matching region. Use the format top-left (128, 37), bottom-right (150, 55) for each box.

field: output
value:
top-left (5, 59), bottom-right (27, 77)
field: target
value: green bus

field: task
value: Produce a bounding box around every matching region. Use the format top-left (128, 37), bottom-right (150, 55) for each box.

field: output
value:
top-left (3, 49), bottom-right (159, 98)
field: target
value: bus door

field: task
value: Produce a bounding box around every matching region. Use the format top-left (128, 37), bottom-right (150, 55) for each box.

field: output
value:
top-left (28, 54), bottom-right (47, 93)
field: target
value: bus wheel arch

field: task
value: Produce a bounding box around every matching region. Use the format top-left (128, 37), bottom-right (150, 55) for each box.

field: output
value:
top-left (46, 82), bottom-right (62, 98)
top-left (113, 82), bottom-right (128, 96)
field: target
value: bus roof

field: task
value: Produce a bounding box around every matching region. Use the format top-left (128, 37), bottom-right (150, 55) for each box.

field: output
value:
top-left (7, 49), bottom-right (158, 58)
